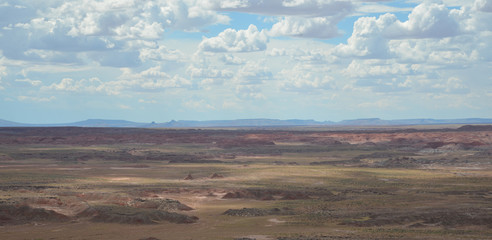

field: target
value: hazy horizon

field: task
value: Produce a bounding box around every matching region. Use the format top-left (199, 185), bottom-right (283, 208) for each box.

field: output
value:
top-left (1, 0), bottom-right (491, 123)
top-left (3, 116), bottom-right (492, 126)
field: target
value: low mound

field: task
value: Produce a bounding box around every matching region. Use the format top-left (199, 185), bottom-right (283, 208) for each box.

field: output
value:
top-left (24, 196), bottom-right (91, 216)
top-left (223, 207), bottom-right (293, 217)
top-left (0, 204), bottom-right (70, 225)
top-left (78, 205), bottom-right (198, 224)
top-left (222, 189), bottom-right (320, 201)
top-left (210, 173), bottom-right (224, 179)
top-left (128, 198), bottom-right (193, 211)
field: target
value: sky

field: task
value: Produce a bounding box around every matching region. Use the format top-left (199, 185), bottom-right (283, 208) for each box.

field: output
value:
top-left (0, 0), bottom-right (491, 124)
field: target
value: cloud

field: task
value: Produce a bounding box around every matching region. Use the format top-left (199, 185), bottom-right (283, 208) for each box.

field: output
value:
top-left (220, 54), bottom-right (246, 65)
top-left (139, 45), bottom-right (185, 62)
top-left (158, 0), bottom-right (230, 31)
top-left (18, 95), bottom-right (56, 102)
top-left (206, 0), bottom-right (354, 18)
top-left (183, 99), bottom-right (215, 110)
top-left (344, 59), bottom-right (414, 78)
top-left (118, 66), bottom-right (192, 91)
top-left (0, 0), bottom-right (229, 65)
top-left (267, 46), bottom-right (335, 63)
top-left (89, 50), bottom-right (142, 68)
top-left (335, 2), bottom-right (486, 58)
top-left (187, 66), bottom-right (234, 79)
top-left (280, 65), bottom-right (334, 92)
top-left (42, 0), bottom-right (228, 37)
top-left (43, 78), bottom-right (101, 92)
top-left (269, 16), bottom-right (340, 39)
top-left (43, 67), bottom-right (192, 95)
top-left (341, 59), bottom-right (424, 92)
top-left (15, 78), bottom-right (42, 87)
top-left (385, 3), bottom-right (460, 39)
top-left (474, 0), bottom-right (492, 12)
top-left (138, 99), bottom-right (157, 104)
top-left (2, 0), bottom-right (491, 121)
top-left (0, 2), bottom-right (35, 28)
top-left (206, 0), bottom-right (353, 39)
top-left (335, 13), bottom-right (395, 58)
top-left (356, 2), bottom-right (414, 14)
top-left (0, 65), bottom-right (6, 90)
top-left (235, 61), bottom-right (273, 84)
top-left (113, 20), bottom-right (164, 40)
top-left (432, 77), bottom-right (470, 94)
top-left (118, 104), bottom-right (133, 110)
top-left (389, 35), bottom-right (484, 65)
top-left (235, 85), bottom-right (265, 100)
top-left (199, 25), bottom-right (268, 52)
top-left (267, 48), bottom-right (289, 57)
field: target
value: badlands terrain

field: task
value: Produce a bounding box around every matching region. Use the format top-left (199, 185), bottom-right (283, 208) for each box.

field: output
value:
top-left (0, 125), bottom-right (491, 239)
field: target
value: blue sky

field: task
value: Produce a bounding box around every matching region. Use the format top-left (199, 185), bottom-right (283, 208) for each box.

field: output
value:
top-left (0, 0), bottom-right (491, 123)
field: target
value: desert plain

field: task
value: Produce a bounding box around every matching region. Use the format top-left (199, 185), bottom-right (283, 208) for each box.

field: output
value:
top-left (0, 125), bottom-right (491, 240)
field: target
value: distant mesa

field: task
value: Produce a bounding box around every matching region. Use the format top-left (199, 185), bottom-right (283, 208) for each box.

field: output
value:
top-left (1, 118), bottom-right (492, 128)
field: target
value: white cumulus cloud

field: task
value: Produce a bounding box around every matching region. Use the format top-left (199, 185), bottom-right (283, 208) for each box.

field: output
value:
top-left (280, 65), bottom-right (334, 92)
top-left (270, 16), bottom-right (340, 39)
top-left (235, 61), bottom-right (273, 84)
top-left (385, 3), bottom-right (461, 39)
top-left (199, 25), bottom-right (268, 52)
top-left (43, 67), bottom-right (192, 95)
top-left (335, 13), bottom-right (396, 58)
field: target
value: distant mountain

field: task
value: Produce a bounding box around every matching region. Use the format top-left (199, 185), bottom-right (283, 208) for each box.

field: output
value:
top-left (0, 119), bottom-right (31, 127)
top-left (1, 118), bottom-right (492, 128)
top-left (65, 119), bottom-right (149, 128)
top-left (157, 119), bottom-right (332, 128)
top-left (0, 119), bottom-right (151, 128)
top-left (337, 118), bottom-right (492, 126)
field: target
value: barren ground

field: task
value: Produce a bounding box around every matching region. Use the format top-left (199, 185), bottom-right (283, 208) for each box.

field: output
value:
top-left (0, 125), bottom-right (491, 239)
